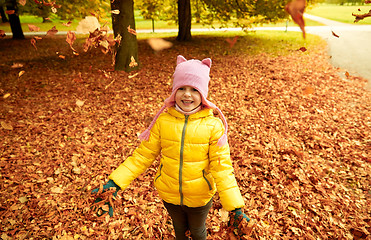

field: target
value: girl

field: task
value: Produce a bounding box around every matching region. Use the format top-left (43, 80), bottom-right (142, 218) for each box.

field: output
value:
top-left (93, 55), bottom-right (251, 240)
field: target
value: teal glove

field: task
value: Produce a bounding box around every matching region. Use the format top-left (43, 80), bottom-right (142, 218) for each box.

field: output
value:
top-left (91, 180), bottom-right (119, 217)
top-left (231, 208), bottom-right (250, 228)
top-left (230, 208), bottom-right (255, 237)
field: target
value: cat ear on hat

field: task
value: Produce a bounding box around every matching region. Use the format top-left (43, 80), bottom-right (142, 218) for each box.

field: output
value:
top-left (177, 55), bottom-right (187, 65)
top-left (202, 58), bottom-right (212, 68)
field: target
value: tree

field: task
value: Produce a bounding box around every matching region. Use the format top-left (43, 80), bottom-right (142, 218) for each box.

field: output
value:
top-left (177, 0), bottom-right (192, 41)
top-left (5, 0), bottom-right (24, 39)
top-left (0, 0), bottom-right (9, 23)
top-left (111, 0), bottom-right (140, 72)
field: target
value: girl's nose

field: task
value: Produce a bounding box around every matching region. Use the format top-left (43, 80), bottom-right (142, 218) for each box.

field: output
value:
top-left (184, 89), bottom-right (191, 96)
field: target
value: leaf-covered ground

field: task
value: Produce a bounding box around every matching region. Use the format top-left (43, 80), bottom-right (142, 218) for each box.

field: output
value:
top-left (0, 34), bottom-right (370, 240)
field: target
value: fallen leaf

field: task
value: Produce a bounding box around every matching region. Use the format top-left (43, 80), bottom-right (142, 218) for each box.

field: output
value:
top-left (3, 93), bottom-right (11, 99)
top-left (298, 46), bottom-right (307, 52)
top-left (19, 196), bottom-right (28, 203)
top-left (225, 36), bottom-right (239, 48)
top-left (76, 100), bottom-right (85, 107)
top-left (19, 71), bottom-right (25, 77)
top-left (129, 56), bottom-right (138, 68)
top-left (303, 86), bottom-right (314, 95)
top-left (1, 121), bottom-right (13, 130)
top-left (11, 63), bottom-right (23, 68)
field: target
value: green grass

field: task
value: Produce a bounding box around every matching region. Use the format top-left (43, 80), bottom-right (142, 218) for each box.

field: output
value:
top-left (2, 4), bottom-right (369, 34)
top-left (137, 30), bottom-right (325, 57)
top-left (307, 4), bottom-right (371, 24)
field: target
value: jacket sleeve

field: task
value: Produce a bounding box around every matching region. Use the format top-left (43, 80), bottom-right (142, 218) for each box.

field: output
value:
top-left (208, 119), bottom-right (245, 211)
top-left (109, 120), bottom-right (161, 191)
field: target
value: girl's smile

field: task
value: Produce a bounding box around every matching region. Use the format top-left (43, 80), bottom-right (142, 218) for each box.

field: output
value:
top-left (175, 86), bottom-right (202, 112)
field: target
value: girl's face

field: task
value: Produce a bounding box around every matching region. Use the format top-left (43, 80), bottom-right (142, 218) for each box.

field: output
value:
top-left (175, 86), bottom-right (202, 112)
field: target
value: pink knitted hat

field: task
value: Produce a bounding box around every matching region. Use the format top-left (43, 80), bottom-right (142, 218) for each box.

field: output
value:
top-left (139, 55), bottom-right (228, 147)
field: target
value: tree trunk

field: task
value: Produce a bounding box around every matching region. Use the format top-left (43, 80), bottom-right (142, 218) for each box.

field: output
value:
top-left (5, 0), bottom-right (24, 39)
top-left (111, 0), bottom-right (139, 72)
top-left (177, 0), bottom-right (192, 41)
top-left (0, 5), bottom-right (9, 23)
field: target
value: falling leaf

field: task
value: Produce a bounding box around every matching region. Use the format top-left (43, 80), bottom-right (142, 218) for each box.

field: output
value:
top-left (352, 9), bottom-right (371, 23)
top-left (51, 7), bottom-right (57, 13)
top-left (127, 25), bottom-right (137, 35)
top-left (62, 21), bottom-right (72, 27)
top-left (332, 31), bottom-right (340, 38)
top-left (129, 56), bottom-right (138, 68)
top-left (31, 38), bottom-right (38, 50)
top-left (11, 63), bottom-right (24, 68)
top-left (345, 71), bottom-right (350, 78)
top-left (58, 55), bottom-right (65, 59)
top-left (5, 10), bottom-right (15, 15)
top-left (66, 31), bottom-right (76, 51)
top-left (285, 0), bottom-right (306, 38)
top-left (1, 121), bottom-right (13, 130)
top-left (111, 9), bottom-right (120, 15)
top-left (19, 71), bottom-right (25, 77)
top-left (76, 16), bottom-right (100, 34)
top-left (19, 0), bottom-right (27, 6)
top-left (147, 38), bottom-right (173, 51)
top-left (28, 24), bottom-right (40, 32)
top-left (76, 100), bottom-right (85, 107)
top-left (298, 46), bottom-right (307, 52)
top-left (46, 26), bottom-right (58, 36)
top-left (225, 36), bottom-right (239, 48)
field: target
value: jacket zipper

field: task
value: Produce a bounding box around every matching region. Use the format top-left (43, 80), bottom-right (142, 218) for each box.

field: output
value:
top-left (202, 169), bottom-right (212, 190)
top-left (179, 115), bottom-right (189, 206)
top-left (155, 163), bottom-right (163, 182)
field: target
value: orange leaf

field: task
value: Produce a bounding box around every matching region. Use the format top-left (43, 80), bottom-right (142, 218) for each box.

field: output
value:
top-left (28, 24), bottom-right (40, 32)
top-left (46, 26), bottom-right (58, 36)
top-left (285, 0), bottom-right (306, 38)
top-left (127, 25), bottom-right (137, 36)
top-left (5, 10), bottom-right (15, 15)
top-left (303, 86), bottom-right (314, 95)
top-left (66, 31), bottom-right (76, 50)
top-left (332, 31), bottom-right (340, 38)
top-left (225, 36), bottom-right (239, 48)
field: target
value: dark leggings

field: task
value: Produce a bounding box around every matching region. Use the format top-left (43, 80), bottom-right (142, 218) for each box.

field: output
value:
top-left (163, 200), bottom-right (213, 240)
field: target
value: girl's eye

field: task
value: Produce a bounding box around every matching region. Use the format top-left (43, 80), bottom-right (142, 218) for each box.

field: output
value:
top-left (179, 87), bottom-right (184, 91)
top-left (192, 88), bottom-right (198, 92)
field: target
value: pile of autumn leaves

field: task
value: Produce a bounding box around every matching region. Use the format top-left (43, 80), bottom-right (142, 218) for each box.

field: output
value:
top-left (0, 36), bottom-right (370, 240)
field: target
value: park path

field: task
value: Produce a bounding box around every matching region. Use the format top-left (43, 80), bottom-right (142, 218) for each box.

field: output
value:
top-left (304, 14), bottom-right (371, 89)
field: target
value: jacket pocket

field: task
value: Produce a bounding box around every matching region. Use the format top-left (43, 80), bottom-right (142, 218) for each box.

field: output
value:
top-left (155, 163), bottom-right (163, 182)
top-left (202, 169), bottom-right (212, 190)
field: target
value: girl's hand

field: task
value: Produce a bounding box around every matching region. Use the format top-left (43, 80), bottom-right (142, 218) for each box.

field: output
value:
top-left (229, 208), bottom-right (255, 237)
top-left (230, 208), bottom-right (250, 227)
top-left (91, 180), bottom-right (119, 217)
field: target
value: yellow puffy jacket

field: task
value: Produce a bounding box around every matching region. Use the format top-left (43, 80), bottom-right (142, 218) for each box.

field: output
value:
top-left (109, 107), bottom-right (244, 211)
